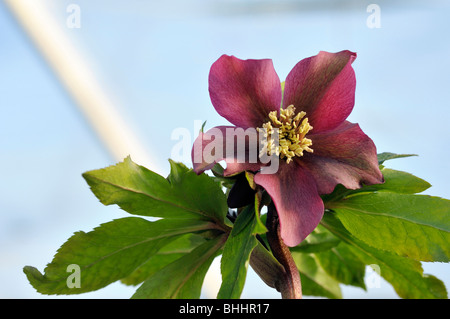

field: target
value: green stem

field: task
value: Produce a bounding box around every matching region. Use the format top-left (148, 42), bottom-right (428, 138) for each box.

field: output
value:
top-left (266, 203), bottom-right (302, 299)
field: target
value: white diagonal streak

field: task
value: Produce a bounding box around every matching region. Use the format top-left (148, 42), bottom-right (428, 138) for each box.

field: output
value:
top-left (4, 0), bottom-right (161, 173)
top-left (5, 0), bottom-right (220, 298)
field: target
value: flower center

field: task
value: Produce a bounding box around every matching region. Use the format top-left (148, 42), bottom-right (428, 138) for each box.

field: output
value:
top-left (258, 105), bottom-right (313, 164)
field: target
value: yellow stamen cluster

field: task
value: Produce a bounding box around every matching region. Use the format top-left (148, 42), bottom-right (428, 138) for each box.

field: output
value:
top-left (258, 105), bottom-right (313, 163)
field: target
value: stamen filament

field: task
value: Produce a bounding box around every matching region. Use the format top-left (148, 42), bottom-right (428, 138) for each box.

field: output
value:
top-left (259, 105), bottom-right (313, 163)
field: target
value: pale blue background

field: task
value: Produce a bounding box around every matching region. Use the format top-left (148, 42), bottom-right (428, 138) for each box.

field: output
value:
top-left (1, 0), bottom-right (449, 298)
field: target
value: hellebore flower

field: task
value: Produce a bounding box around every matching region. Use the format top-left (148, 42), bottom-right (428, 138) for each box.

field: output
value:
top-left (192, 51), bottom-right (384, 247)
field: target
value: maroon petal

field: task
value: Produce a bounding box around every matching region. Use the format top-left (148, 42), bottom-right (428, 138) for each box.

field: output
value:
top-left (209, 55), bottom-right (282, 129)
top-left (191, 125), bottom-right (262, 176)
top-left (254, 162), bottom-right (324, 247)
top-left (283, 50), bottom-right (357, 133)
top-left (300, 121), bottom-right (384, 194)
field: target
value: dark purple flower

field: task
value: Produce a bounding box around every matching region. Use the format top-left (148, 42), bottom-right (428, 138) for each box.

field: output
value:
top-left (192, 51), bottom-right (383, 247)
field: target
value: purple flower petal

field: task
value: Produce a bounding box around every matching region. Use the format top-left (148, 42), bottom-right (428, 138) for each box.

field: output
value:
top-left (254, 162), bottom-right (324, 247)
top-left (300, 121), bottom-right (384, 194)
top-left (193, 52), bottom-right (384, 249)
top-left (192, 125), bottom-right (262, 176)
top-left (209, 55), bottom-right (282, 129)
top-left (283, 50), bottom-right (357, 133)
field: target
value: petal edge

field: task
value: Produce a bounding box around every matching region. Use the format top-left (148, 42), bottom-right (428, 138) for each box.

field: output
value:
top-left (301, 121), bottom-right (384, 194)
top-left (283, 50), bottom-right (357, 133)
top-left (191, 125), bottom-right (262, 176)
top-left (209, 55), bottom-right (282, 128)
top-left (254, 162), bottom-right (324, 246)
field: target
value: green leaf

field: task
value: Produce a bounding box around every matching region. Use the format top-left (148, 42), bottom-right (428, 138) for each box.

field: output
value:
top-left (132, 234), bottom-right (226, 299)
top-left (218, 205), bottom-right (259, 299)
top-left (345, 168), bottom-right (431, 195)
top-left (167, 159), bottom-right (190, 184)
top-left (322, 167), bottom-right (431, 204)
top-left (291, 227), bottom-right (340, 254)
top-left (422, 274), bottom-right (449, 299)
top-left (210, 163), bottom-right (236, 190)
top-left (292, 226), bottom-right (365, 289)
top-left (367, 168), bottom-right (431, 194)
top-left (82, 157), bottom-right (228, 224)
top-left (121, 233), bottom-right (206, 286)
top-left (24, 217), bottom-right (212, 295)
top-left (121, 254), bottom-right (183, 287)
top-left (292, 252), bottom-right (342, 299)
top-left (253, 194), bottom-right (269, 235)
top-left (330, 193), bottom-right (450, 262)
top-left (377, 152), bottom-right (417, 164)
top-left (211, 162), bottom-right (225, 177)
top-left (315, 242), bottom-right (367, 289)
top-left (321, 213), bottom-right (448, 299)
